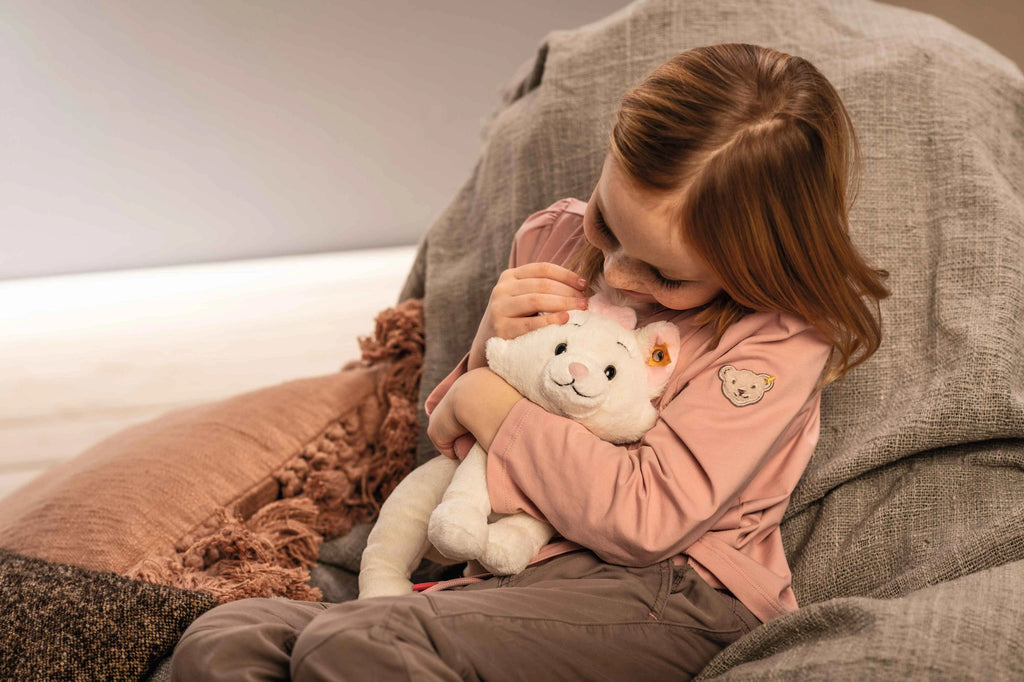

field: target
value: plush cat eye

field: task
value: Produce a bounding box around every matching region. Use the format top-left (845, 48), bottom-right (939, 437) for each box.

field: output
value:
top-left (555, 342), bottom-right (568, 355)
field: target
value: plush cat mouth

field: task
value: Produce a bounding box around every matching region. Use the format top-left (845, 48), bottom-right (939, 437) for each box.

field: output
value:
top-left (553, 378), bottom-right (596, 399)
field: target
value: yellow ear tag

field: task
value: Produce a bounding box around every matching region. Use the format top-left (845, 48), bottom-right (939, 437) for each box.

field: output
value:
top-left (765, 375), bottom-right (776, 386)
top-left (648, 343), bottom-right (671, 366)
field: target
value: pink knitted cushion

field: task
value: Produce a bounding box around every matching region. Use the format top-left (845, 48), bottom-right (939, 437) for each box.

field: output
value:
top-left (0, 300), bottom-right (423, 603)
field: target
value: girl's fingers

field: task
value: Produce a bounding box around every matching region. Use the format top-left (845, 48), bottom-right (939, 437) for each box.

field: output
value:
top-left (500, 310), bottom-right (572, 339)
top-left (504, 276), bottom-right (586, 301)
top-left (506, 262), bottom-right (588, 291)
top-left (495, 292), bottom-right (589, 319)
top-left (481, 262), bottom-right (589, 341)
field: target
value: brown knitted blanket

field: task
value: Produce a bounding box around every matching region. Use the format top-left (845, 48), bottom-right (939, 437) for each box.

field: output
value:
top-left (0, 547), bottom-right (216, 681)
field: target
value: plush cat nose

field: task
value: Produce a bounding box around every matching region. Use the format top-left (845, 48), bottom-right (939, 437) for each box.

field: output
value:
top-left (569, 362), bottom-right (589, 379)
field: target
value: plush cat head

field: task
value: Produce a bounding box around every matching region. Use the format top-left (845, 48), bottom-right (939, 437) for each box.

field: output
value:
top-left (485, 305), bottom-right (680, 444)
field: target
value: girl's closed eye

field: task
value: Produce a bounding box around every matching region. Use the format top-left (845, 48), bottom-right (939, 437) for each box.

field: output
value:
top-left (653, 269), bottom-right (689, 290)
top-left (594, 210), bottom-right (617, 243)
top-left (594, 204), bottom-right (690, 290)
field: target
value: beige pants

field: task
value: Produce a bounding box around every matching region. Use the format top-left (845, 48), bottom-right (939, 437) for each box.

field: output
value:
top-left (171, 551), bottom-right (760, 681)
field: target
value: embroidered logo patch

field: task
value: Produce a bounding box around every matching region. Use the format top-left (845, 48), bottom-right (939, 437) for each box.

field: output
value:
top-left (719, 365), bottom-right (775, 407)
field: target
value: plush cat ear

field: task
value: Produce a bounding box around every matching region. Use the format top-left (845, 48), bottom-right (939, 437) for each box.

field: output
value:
top-left (636, 321), bottom-right (681, 397)
top-left (484, 336), bottom-right (514, 382)
top-left (588, 291), bottom-right (637, 330)
top-left (485, 333), bottom-right (549, 400)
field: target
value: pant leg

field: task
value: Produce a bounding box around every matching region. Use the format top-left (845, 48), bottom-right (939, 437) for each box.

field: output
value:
top-left (290, 551), bottom-right (759, 681)
top-left (170, 597), bottom-right (330, 682)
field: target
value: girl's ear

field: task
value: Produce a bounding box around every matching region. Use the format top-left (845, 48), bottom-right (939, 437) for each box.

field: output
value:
top-left (637, 321), bottom-right (681, 397)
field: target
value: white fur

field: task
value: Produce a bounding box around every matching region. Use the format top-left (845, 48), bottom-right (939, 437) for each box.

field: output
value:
top-left (485, 310), bottom-right (670, 442)
top-left (358, 308), bottom-right (679, 599)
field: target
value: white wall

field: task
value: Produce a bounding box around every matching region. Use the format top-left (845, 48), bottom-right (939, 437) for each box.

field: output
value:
top-left (2, 1), bottom-right (1018, 281)
top-left (0, 1), bottom-right (629, 280)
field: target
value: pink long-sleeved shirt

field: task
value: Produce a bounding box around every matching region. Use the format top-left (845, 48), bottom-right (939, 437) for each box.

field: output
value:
top-left (426, 198), bottom-right (831, 623)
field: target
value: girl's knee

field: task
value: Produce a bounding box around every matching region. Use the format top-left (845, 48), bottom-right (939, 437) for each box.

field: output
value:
top-left (171, 598), bottom-right (320, 682)
top-left (186, 597), bottom-right (276, 630)
top-left (291, 597), bottom-right (444, 679)
top-left (292, 598), bottom-right (396, 656)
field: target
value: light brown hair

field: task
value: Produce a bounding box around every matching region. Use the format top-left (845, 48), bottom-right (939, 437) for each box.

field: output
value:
top-left (569, 43), bottom-right (889, 384)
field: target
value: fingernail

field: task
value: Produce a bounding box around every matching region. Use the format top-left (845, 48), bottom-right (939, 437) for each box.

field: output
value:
top-left (577, 277), bottom-right (587, 289)
top-left (577, 297), bottom-right (589, 309)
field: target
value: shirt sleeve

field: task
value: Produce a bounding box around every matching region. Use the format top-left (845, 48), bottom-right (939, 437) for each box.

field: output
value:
top-left (423, 198), bottom-right (578, 412)
top-left (485, 313), bottom-right (831, 566)
top-left (422, 199), bottom-right (578, 457)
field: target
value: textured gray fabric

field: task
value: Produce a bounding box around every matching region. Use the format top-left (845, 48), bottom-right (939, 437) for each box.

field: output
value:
top-left (400, 0), bottom-right (1024, 676)
top-left (318, 521), bottom-right (374, 573)
top-left (309, 521), bottom-right (372, 603)
top-left (785, 440), bottom-right (1024, 604)
top-left (697, 558), bottom-right (1024, 680)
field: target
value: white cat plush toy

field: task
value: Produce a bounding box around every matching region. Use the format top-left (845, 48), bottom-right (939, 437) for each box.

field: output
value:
top-left (358, 298), bottom-right (680, 599)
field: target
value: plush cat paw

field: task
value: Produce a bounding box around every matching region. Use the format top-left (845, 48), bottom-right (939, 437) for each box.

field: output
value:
top-left (478, 523), bottom-right (536, 576)
top-left (427, 501), bottom-right (488, 561)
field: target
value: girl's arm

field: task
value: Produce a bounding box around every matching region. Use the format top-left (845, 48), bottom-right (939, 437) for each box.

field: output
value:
top-left (425, 200), bottom-right (589, 458)
top-left (425, 263), bottom-right (583, 460)
top-left (482, 312), bottom-right (832, 566)
top-left (426, 368), bottom-right (522, 461)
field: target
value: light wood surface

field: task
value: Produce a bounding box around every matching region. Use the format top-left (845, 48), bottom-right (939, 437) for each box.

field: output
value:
top-left (0, 246), bottom-right (418, 501)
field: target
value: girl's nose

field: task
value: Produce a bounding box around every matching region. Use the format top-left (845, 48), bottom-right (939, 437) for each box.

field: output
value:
top-left (603, 252), bottom-right (645, 292)
top-left (569, 362), bottom-right (589, 379)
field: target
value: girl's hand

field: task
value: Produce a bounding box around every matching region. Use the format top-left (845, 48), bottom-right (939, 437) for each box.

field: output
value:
top-left (469, 263), bottom-right (588, 369)
top-left (427, 368), bottom-right (524, 459)
top-left (427, 378), bottom-right (470, 460)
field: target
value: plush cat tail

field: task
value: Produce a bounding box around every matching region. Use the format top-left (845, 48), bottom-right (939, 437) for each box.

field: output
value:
top-left (637, 321), bottom-right (681, 397)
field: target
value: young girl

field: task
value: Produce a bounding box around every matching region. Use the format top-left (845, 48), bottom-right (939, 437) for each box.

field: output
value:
top-left (171, 43), bottom-right (888, 680)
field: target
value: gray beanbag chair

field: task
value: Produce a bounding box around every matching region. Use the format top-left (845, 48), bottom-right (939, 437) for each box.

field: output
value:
top-left (400, 0), bottom-right (1024, 676)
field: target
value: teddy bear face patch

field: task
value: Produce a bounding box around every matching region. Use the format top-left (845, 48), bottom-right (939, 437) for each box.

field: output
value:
top-left (718, 365), bottom-right (775, 407)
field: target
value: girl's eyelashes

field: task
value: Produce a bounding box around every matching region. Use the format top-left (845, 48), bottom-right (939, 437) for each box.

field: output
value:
top-left (593, 210), bottom-right (617, 242)
top-left (653, 268), bottom-right (689, 290)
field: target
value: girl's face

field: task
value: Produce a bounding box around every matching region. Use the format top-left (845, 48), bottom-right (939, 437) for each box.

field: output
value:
top-left (583, 155), bottom-right (722, 312)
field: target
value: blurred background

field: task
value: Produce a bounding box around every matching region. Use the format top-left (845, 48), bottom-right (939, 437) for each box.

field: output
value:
top-left (0, 0), bottom-right (1020, 498)
top-left (1, 0), bottom-right (1021, 281)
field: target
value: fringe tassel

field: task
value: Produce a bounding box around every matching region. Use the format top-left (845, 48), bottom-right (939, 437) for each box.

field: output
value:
top-left (129, 299), bottom-right (423, 603)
